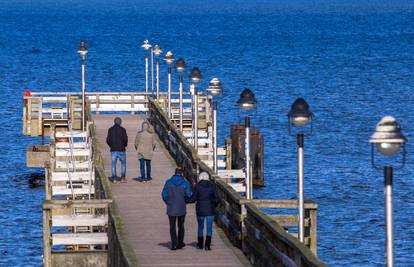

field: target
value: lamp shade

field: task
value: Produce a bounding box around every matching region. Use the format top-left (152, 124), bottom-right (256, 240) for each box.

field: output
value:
top-left (78, 40), bottom-right (88, 57)
top-left (164, 51), bottom-right (175, 65)
top-left (237, 88), bottom-right (256, 111)
top-left (153, 45), bottom-right (162, 56)
top-left (207, 78), bottom-right (223, 97)
top-left (174, 58), bottom-right (186, 73)
top-left (189, 67), bottom-right (202, 84)
top-left (370, 116), bottom-right (406, 156)
top-left (288, 98), bottom-right (313, 126)
top-left (141, 40), bottom-right (152, 51)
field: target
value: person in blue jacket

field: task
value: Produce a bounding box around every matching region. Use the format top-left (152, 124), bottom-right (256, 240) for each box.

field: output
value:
top-left (189, 172), bottom-right (219, 250)
top-left (161, 167), bottom-right (192, 250)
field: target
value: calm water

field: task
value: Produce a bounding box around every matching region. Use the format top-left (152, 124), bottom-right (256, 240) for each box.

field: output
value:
top-left (1, 1), bottom-right (414, 266)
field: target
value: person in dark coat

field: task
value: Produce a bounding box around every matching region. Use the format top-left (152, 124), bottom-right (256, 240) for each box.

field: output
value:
top-left (189, 172), bottom-right (219, 250)
top-left (106, 117), bottom-right (128, 183)
top-left (161, 167), bottom-right (192, 250)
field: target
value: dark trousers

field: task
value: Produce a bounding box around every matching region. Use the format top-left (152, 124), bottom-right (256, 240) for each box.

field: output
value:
top-left (139, 158), bottom-right (151, 178)
top-left (168, 215), bottom-right (185, 246)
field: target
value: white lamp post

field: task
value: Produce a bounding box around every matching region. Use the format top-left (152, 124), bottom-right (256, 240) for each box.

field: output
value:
top-left (77, 40), bottom-right (88, 131)
top-left (237, 88), bottom-right (257, 200)
top-left (287, 98), bottom-right (314, 244)
top-left (189, 67), bottom-right (202, 150)
top-left (207, 78), bottom-right (223, 173)
top-left (153, 45), bottom-right (162, 99)
top-left (174, 58), bottom-right (186, 132)
top-left (141, 40), bottom-right (152, 95)
top-left (164, 51), bottom-right (175, 118)
top-left (370, 116), bottom-right (407, 267)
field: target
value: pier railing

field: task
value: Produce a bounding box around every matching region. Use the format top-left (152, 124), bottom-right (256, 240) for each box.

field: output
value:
top-left (147, 97), bottom-right (326, 267)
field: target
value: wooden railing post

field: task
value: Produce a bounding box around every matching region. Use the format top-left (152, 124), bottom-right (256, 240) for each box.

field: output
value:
top-left (42, 207), bottom-right (52, 267)
top-left (307, 206), bottom-right (318, 255)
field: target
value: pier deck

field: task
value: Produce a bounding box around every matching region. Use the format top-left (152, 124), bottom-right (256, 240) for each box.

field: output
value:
top-left (94, 114), bottom-right (249, 267)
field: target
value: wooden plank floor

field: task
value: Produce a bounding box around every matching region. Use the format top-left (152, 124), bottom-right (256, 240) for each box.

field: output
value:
top-left (94, 114), bottom-right (250, 267)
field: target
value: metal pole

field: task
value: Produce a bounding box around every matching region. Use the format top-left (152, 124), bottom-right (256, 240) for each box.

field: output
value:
top-left (81, 58), bottom-right (86, 131)
top-left (168, 67), bottom-right (172, 118)
top-left (384, 166), bottom-right (394, 267)
top-left (213, 99), bottom-right (218, 173)
top-left (297, 133), bottom-right (305, 243)
top-left (179, 76), bottom-right (183, 132)
top-left (156, 58), bottom-right (160, 99)
top-left (194, 86), bottom-right (198, 151)
top-left (145, 53), bottom-right (149, 95)
top-left (245, 116), bottom-right (251, 200)
top-left (151, 48), bottom-right (154, 96)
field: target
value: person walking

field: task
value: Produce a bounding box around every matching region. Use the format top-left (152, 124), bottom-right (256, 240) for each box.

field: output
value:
top-left (161, 167), bottom-right (192, 250)
top-left (106, 117), bottom-right (128, 183)
top-left (189, 172), bottom-right (219, 250)
top-left (134, 120), bottom-right (155, 182)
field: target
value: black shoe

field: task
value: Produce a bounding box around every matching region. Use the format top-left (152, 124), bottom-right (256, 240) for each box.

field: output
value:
top-left (197, 237), bottom-right (204, 249)
top-left (170, 243), bottom-right (177, 250)
top-left (177, 243), bottom-right (186, 249)
top-left (204, 236), bottom-right (211, 250)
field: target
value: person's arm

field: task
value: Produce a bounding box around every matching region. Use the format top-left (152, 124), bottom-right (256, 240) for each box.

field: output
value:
top-left (123, 128), bottom-right (128, 147)
top-left (106, 129), bottom-right (111, 147)
top-left (152, 134), bottom-right (156, 151)
top-left (134, 132), bottom-right (139, 150)
top-left (187, 184), bottom-right (198, 203)
top-left (161, 181), bottom-right (169, 203)
top-left (184, 180), bottom-right (192, 202)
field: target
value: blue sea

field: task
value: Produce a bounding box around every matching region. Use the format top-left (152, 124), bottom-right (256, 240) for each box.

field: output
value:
top-left (1, 0), bottom-right (414, 266)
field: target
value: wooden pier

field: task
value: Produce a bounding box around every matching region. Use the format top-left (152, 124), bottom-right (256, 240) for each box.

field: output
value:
top-left (23, 91), bottom-right (327, 267)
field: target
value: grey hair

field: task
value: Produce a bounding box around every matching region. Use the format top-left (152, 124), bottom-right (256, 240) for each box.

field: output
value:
top-left (114, 117), bottom-right (122, 125)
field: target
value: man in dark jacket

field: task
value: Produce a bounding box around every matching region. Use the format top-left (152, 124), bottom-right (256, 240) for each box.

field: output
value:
top-left (161, 167), bottom-right (192, 250)
top-left (106, 117), bottom-right (128, 183)
top-left (189, 172), bottom-right (219, 250)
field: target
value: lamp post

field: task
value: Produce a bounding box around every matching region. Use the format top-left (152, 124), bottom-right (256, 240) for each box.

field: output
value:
top-left (370, 116), bottom-right (407, 267)
top-left (164, 51), bottom-right (175, 118)
top-left (153, 45), bottom-right (162, 99)
top-left (141, 40), bottom-right (152, 95)
top-left (207, 78), bottom-right (223, 173)
top-left (189, 67), bottom-right (202, 150)
top-left (237, 88), bottom-right (257, 200)
top-left (287, 98), bottom-right (314, 243)
top-left (77, 40), bottom-right (88, 132)
top-left (174, 58), bottom-right (186, 132)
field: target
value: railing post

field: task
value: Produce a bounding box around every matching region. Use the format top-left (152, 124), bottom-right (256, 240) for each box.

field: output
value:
top-left (308, 207), bottom-right (318, 255)
top-left (42, 207), bottom-right (52, 267)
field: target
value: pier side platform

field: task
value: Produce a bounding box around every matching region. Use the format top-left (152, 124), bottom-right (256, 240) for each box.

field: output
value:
top-left (94, 114), bottom-right (250, 267)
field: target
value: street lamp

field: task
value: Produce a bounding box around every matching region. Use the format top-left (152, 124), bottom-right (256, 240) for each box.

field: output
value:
top-left (141, 40), bottom-right (152, 95)
top-left (153, 45), bottom-right (163, 99)
top-left (370, 116), bottom-right (407, 267)
top-left (287, 97), bottom-right (314, 244)
top-left (189, 67), bottom-right (202, 150)
top-left (207, 78), bottom-right (223, 173)
top-left (174, 58), bottom-right (186, 132)
top-left (164, 51), bottom-right (175, 118)
top-left (237, 88), bottom-right (257, 200)
top-left (77, 40), bottom-right (88, 131)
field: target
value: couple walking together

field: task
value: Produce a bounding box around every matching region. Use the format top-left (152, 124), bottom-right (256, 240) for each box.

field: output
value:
top-left (162, 169), bottom-right (219, 251)
top-left (106, 117), bottom-right (155, 183)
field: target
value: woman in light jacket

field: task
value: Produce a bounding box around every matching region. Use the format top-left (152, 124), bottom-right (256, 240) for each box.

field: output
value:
top-left (134, 121), bottom-right (155, 182)
top-left (189, 172), bottom-right (219, 250)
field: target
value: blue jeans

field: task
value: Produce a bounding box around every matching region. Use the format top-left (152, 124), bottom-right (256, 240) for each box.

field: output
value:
top-left (139, 158), bottom-right (151, 178)
top-left (197, 215), bottom-right (214, 237)
top-left (111, 151), bottom-right (126, 178)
